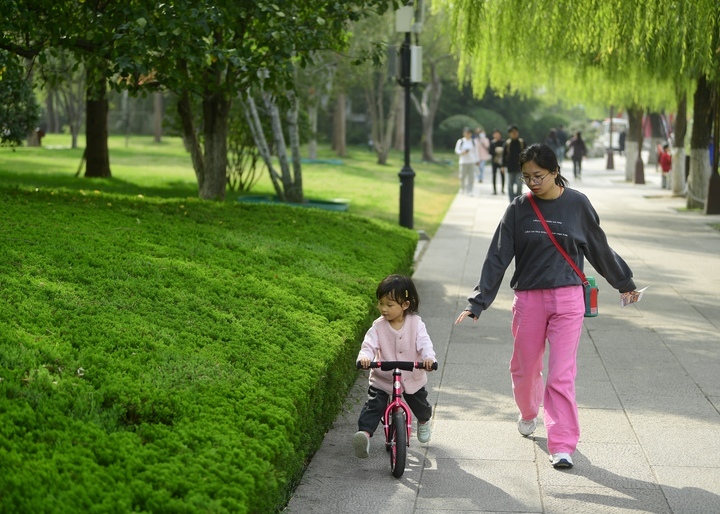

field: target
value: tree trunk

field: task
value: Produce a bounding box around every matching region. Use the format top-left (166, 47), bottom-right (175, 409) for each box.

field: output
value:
top-left (71, 127), bottom-right (79, 150)
top-left (625, 106), bottom-right (644, 183)
top-left (366, 71), bottom-right (400, 166)
top-left (240, 93), bottom-right (285, 200)
top-left (365, 85), bottom-right (382, 163)
top-left (122, 90), bottom-right (131, 148)
top-left (264, 91), bottom-right (297, 201)
top-left (307, 103), bottom-right (318, 160)
top-left (177, 90), bottom-right (205, 190)
top-left (687, 75), bottom-right (714, 209)
top-left (332, 92), bottom-right (346, 157)
top-left (413, 60), bottom-right (443, 163)
top-left (45, 90), bottom-right (58, 134)
top-left (58, 70), bottom-right (85, 149)
top-left (84, 72), bottom-right (111, 178)
top-left (671, 91), bottom-right (687, 196)
top-left (153, 92), bottom-right (163, 143)
top-left (377, 86), bottom-right (401, 165)
top-left (286, 92), bottom-right (304, 203)
top-left (24, 58), bottom-right (40, 147)
top-left (647, 113), bottom-right (666, 165)
top-left (200, 91), bottom-right (230, 200)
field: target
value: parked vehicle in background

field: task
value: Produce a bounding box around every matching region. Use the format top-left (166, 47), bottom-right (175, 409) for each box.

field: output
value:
top-left (600, 117), bottom-right (628, 151)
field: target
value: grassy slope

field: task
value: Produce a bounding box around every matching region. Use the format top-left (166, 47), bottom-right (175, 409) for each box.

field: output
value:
top-left (0, 188), bottom-right (417, 512)
top-left (0, 137), bottom-right (456, 512)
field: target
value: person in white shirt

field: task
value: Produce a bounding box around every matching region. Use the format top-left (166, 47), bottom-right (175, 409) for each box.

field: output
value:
top-left (474, 127), bottom-right (491, 184)
top-left (455, 127), bottom-right (479, 195)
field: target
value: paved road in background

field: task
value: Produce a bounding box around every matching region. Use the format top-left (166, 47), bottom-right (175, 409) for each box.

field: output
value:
top-left (285, 156), bottom-right (720, 514)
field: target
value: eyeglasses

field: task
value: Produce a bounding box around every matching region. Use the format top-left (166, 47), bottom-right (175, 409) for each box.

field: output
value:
top-left (519, 171), bottom-right (552, 185)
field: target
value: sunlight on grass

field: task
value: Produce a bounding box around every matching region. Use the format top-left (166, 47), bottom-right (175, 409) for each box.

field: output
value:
top-left (1, 134), bottom-right (459, 235)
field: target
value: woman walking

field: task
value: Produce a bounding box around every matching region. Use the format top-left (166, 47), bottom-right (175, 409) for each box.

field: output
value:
top-left (455, 143), bottom-right (639, 469)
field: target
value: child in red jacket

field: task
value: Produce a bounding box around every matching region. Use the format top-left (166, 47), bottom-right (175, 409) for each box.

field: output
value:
top-left (660, 143), bottom-right (672, 189)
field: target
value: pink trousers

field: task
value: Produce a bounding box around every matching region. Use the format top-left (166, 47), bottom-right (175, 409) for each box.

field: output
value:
top-left (510, 286), bottom-right (585, 455)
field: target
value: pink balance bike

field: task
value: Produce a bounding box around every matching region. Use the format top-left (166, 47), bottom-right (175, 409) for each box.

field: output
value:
top-left (357, 360), bottom-right (438, 478)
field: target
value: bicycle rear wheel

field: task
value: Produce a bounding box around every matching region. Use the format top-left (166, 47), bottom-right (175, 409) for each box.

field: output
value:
top-left (390, 410), bottom-right (407, 478)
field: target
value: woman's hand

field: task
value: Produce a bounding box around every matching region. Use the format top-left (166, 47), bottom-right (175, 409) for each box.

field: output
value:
top-left (454, 310), bottom-right (475, 324)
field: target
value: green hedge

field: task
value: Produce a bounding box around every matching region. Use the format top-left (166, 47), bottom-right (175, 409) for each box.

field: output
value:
top-left (0, 186), bottom-right (418, 513)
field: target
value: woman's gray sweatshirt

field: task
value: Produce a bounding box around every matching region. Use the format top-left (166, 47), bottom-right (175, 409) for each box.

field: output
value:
top-left (466, 188), bottom-right (636, 317)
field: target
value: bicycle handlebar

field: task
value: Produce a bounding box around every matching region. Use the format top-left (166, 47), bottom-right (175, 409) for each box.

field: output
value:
top-left (356, 360), bottom-right (439, 371)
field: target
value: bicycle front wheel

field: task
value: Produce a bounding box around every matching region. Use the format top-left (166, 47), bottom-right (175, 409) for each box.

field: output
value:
top-left (390, 410), bottom-right (407, 478)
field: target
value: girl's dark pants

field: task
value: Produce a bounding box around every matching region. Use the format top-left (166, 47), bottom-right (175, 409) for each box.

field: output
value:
top-left (358, 386), bottom-right (432, 436)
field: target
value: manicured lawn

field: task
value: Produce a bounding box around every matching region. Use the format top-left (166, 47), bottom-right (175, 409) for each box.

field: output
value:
top-left (0, 134), bottom-right (459, 236)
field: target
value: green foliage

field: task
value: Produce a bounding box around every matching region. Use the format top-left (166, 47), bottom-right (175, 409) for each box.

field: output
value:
top-left (437, 0), bottom-right (719, 111)
top-left (467, 108), bottom-right (508, 136)
top-left (436, 114), bottom-right (479, 149)
top-left (0, 183), bottom-right (417, 512)
top-left (527, 114), bottom-right (570, 146)
top-left (0, 51), bottom-right (40, 147)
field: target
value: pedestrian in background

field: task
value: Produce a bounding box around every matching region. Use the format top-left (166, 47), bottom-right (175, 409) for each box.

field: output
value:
top-left (556, 125), bottom-right (568, 160)
top-left (659, 143), bottom-right (672, 189)
top-left (490, 129), bottom-right (505, 195)
top-left (474, 126), bottom-right (491, 185)
top-left (618, 129), bottom-right (626, 156)
top-left (545, 128), bottom-right (564, 168)
top-left (455, 127), bottom-right (479, 196)
top-left (567, 131), bottom-right (587, 180)
top-left (502, 125), bottom-right (526, 202)
top-left (455, 143), bottom-right (639, 470)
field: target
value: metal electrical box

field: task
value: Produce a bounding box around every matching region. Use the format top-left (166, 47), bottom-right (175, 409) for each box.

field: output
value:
top-left (410, 45), bottom-right (422, 83)
top-left (395, 5), bottom-right (413, 32)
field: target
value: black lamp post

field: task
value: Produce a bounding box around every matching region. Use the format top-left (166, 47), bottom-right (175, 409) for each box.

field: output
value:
top-left (398, 31), bottom-right (414, 229)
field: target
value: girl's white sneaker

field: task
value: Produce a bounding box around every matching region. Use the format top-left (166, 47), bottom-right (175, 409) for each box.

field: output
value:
top-left (352, 431), bottom-right (370, 458)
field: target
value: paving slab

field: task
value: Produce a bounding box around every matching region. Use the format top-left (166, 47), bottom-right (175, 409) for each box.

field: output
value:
top-left (284, 157), bottom-right (720, 513)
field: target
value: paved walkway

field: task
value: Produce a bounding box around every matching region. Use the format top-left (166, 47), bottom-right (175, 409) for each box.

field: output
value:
top-left (285, 156), bottom-right (720, 514)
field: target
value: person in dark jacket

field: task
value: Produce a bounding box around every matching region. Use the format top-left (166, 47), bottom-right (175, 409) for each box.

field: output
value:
top-left (502, 125), bottom-right (526, 202)
top-left (455, 143), bottom-right (640, 470)
top-left (490, 128), bottom-right (505, 195)
top-left (567, 131), bottom-right (588, 180)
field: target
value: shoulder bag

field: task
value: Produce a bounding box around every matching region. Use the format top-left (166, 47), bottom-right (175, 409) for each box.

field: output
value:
top-left (526, 192), bottom-right (598, 317)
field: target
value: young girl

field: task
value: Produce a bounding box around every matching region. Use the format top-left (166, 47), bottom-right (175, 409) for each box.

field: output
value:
top-left (353, 274), bottom-right (436, 459)
top-left (455, 143), bottom-right (640, 469)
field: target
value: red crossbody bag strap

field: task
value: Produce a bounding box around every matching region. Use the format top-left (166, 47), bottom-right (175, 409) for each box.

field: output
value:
top-left (526, 192), bottom-right (589, 286)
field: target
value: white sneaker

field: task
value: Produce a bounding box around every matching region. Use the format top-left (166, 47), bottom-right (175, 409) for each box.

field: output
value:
top-left (417, 422), bottom-right (431, 443)
top-left (517, 416), bottom-right (537, 436)
top-left (353, 431), bottom-right (370, 458)
top-left (550, 452), bottom-right (573, 469)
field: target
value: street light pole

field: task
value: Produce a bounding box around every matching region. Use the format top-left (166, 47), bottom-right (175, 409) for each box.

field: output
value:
top-left (398, 30), bottom-right (414, 229)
